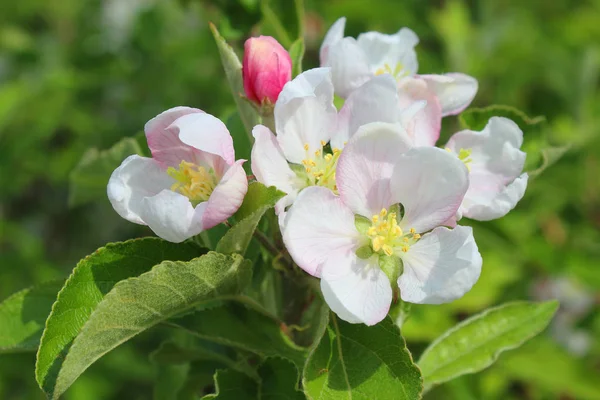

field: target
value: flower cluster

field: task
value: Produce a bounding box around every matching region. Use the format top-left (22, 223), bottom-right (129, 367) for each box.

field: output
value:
top-left (108, 19), bottom-right (529, 326)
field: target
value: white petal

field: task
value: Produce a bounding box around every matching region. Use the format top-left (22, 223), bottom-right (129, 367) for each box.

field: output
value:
top-left (356, 28), bottom-right (419, 75)
top-left (446, 117), bottom-right (527, 220)
top-left (107, 155), bottom-right (174, 225)
top-left (171, 112), bottom-right (235, 165)
top-left (390, 147), bottom-right (468, 233)
top-left (320, 17), bottom-right (346, 65)
top-left (282, 186), bottom-right (360, 277)
top-left (399, 225), bottom-right (482, 304)
top-left (332, 74), bottom-right (399, 149)
top-left (144, 106), bottom-right (205, 168)
top-left (251, 125), bottom-right (299, 214)
top-left (276, 67), bottom-right (334, 108)
top-left (275, 96), bottom-right (337, 164)
top-left (324, 38), bottom-right (371, 98)
top-left (337, 122), bottom-right (413, 218)
top-left (419, 73), bottom-right (478, 116)
top-left (202, 160), bottom-right (248, 230)
top-left (397, 76), bottom-right (442, 147)
top-left (462, 173), bottom-right (528, 221)
top-left (139, 190), bottom-right (206, 243)
top-left (321, 254), bottom-right (392, 326)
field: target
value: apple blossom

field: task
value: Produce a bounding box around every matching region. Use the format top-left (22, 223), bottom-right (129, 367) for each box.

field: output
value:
top-left (320, 17), bottom-right (478, 116)
top-left (282, 122), bottom-right (482, 325)
top-left (243, 36), bottom-right (292, 107)
top-left (251, 68), bottom-right (430, 214)
top-left (444, 117), bottom-right (528, 221)
top-left (107, 107), bottom-right (248, 243)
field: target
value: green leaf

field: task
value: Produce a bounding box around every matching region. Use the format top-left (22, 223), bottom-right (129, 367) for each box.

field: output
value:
top-left (153, 363), bottom-right (189, 400)
top-left (209, 23), bottom-right (259, 140)
top-left (288, 38), bottom-right (305, 77)
top-left (47, 252), bottom-right (251, 399)
top-left (216, 182), bottom-right (285, 255)
top-left (260, 0), bottom-right (293, 48)
top-left (418, 300), bottom-right (559, 391)
top-left (0, 280), bottom-right (63, 353)
top-left (458, 105), bottom-right (568, 177)
top-left (258, 357), bottom-right (304, 400)
top-left (202, 369), bottom-right (258, 400)
top-left (171, 303), bottom-right (307, 369)
top-left (303, 314), bottom-right (423, 400)
top-left (68, 136), bottom-right (143, 207)
top-left (35, 238), bottom-right (203, 398)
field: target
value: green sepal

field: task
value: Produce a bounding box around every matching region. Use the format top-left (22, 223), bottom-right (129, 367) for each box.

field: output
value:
top-left (354, 215), bottom-right (371, 235)
top-left (355, 245), bottom-right (374, 260)
top-left (379, 254), bottom-right (403, 285)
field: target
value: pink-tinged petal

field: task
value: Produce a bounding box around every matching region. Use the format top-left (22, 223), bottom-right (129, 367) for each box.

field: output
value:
top-left (446, 117), bottom-right (527, 220)
top-left (202, 160), bottom-right (248, 230)
top-left (356, 28), bottom-right (419, 76)
top-left (275, 96), bottom-right (337, 164)
top-left (321, 255), bottom-right (392, 326)
top-left (320, 17), bottom-right (346, 65)
top-left (419, 73), bottom-right (478, 116)
top-left (397, 76), bottom-right (442, 146)
top-left (337, 122), bottom-right (413, 218)
top-left (282, 186), bottom-right (360, 277)
top-left (398, 226), bottom-right (482, 304)
top-left (139, 190), bottom-right (206, 243)
top-left (390, 147), bottom-right (468, 233)
top-left (324, 38), bottom-right (371, 98)
top-left (251, 125), bottom-right (299, 214)
top-left (332, 74), bottom-right (399, 149)
top-left (107, 155), bottom-right (174, 225)
top-left (462, 173), bottom-right (528, 221)
top-left (171, 112), bottom-right (235, 165)
top-left (145, 106), bottom-right (205, 168)
top-left (276, 67), bottom-right (334, 109)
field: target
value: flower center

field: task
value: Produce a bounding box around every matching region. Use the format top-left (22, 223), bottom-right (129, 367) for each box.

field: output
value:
top-left (447, 147), bottom-right (473, 171)
top-left (167, 161), bottom-right (218, 204)
top-left (298, 141), bottom-right (341, 193)
top-left (367, 208), bottom-right (420, 256)
top-left (374, 62), bottom-right (410, 79)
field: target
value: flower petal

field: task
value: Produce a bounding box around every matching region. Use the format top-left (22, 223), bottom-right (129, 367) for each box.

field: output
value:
top-left (320, 17), bottom-right (346, 65)
top-left (397, 76), bottom-right (442, 146)
top-left (446, 116), bottom-right (527, 220)
top-left (332, 74), bottom-right (399, 149)
top-left (144, 106), bottom-right (205, 168)
top-left (324, 37), bottom-right (371, 98)
top-left (337, 122), bottom-right (413, 218)
top-left (275, 95), bottom-right (337, 164)
top-left (398, 225), bottom-right (482, 304)
top-left (356, 28), bottom-right (419, 75)
top-left (419, 73), bottom-right (478, 116)
top-left (321, 254), bottom-right (392, 326)
top-left (390, 147), bottom-right (468, 233)
top-left (202, 160), bottom-right (248, 230)
top-left (282, 186), bottom-right (360, 277)
top-left (171, 112), bottom-right (235, 165)
top-left (139, 190), bottom-right (207, 243)
top-left (251, 125), bottom-right (299, 213)
top-left (276, 67), bottom-right (334, 108)
top-left (107, 155), bottom-right (174, 225)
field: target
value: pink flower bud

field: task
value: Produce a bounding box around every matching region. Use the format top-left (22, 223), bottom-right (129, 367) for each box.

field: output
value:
top-left (243, 36), bottom-right (292, 106)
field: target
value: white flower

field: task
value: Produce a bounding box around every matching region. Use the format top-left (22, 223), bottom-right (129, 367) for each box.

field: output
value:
top-left (281, 123), bottom-right (482, 325)
top-left (251, 68), bottom-right (427, 213)
top-left (444, 117), bottom-right (528, 221)
top-left (320, 17), bottom-right (478, 116)
top-left (107, 107), bottom-right (248, 242)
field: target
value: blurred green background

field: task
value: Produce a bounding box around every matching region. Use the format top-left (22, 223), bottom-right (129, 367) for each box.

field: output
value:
top-left (0, 0), bottom-right (599, 398)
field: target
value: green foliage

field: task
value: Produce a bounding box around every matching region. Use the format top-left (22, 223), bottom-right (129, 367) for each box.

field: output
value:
top-left (216, 182), bottom-right (285, 255)
top-left (418, 301), bottom-right (559, 390)
top-left (258, 357), bottom-right (304, 400)
top-left (42, 251), bottom-right (251, 399)
top-left (289, 38), bottom-right (305, 77)
top-left (153, 363), bottom-right (189, 400)
top-left (203, 369), bottom-right (258, 400)
top-left (0, 280), bottom-right (63, 353)
top-left (35, 238), bottom-right (201, 397)
top-left (303, 314), bottom-right (423, 400)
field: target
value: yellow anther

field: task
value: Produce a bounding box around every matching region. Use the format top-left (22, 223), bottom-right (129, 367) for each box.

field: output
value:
top-left (380, 208), bottom-right (388, 217)
top-left (315, 150), bottom-right (321, 157)
top-left (402, 246), bottom-right (409, 253)
top-left (410, 228), bottom-right (416, 234)
top-left (403, 237), bottom-right (409, 243)
top-left (309, 160), bottom-right (316, 167)
top-left (324, 154), bottom-right (333, 162)
top-left (320, 140), bottom-right (326, 146)
top-left (367, 227), bottom-right (377, 236)
top-left (395, 226), bottom-right (403, 235)
top-left (372, 215), bottom-right (379, 223)
top-left (333, 148), bottom-right (341, 154)
top-left (305, 167), bottom-right (311, 173)
top-left (303, 143), bottom-right (309, 151)
top-left (167, 161), bottom-right (217, 203)
top-left (382, 244), bottom-right (394, 256)
top-left (413, 233), bottom-right (421, 240)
